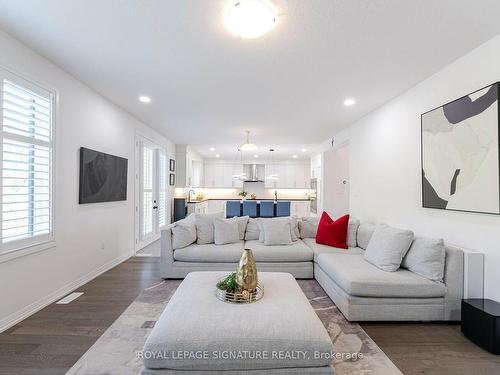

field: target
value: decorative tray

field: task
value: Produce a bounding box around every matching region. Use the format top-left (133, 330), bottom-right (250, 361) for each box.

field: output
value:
top-left (215, 279), bottom-right (264, 304)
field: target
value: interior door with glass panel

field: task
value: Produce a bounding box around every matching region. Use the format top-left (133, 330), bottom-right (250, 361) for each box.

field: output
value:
top-left (136, 136), bottom-right (168, 250)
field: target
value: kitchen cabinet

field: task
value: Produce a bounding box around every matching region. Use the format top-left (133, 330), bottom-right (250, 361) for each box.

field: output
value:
top-left (291, 201), bottom-right (311, 217)
top-left (187, 200), bottom-right (208, 215)
top-left (175, 145), bottom-right (203, 188)
top-left (265, 162), bottom-right (310, 188)
top-left (204, 162), bottom-right (243, 188)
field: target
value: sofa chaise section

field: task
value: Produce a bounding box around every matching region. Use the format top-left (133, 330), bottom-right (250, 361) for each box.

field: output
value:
top-left (314, 245), bottom-right (464, 321)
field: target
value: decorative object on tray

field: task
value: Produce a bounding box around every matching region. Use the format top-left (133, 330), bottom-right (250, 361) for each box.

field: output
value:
top-left (195, 193), bottom-right (205, 201)
top-left (236, 248), bottom-right (258, 291)
top-left (215, 249), bottom-right (263, 303)
top-left (250, 193), bottom-right (257, 200)
top-left (215, 272), bottom-right (264, 303)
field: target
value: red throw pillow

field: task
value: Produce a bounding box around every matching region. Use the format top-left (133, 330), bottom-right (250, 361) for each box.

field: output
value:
top-left (315, 212), bottom-right (350, 249)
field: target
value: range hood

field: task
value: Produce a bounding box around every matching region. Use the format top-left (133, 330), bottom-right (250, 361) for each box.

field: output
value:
top-left (243, 163), bottom-right (265, 182)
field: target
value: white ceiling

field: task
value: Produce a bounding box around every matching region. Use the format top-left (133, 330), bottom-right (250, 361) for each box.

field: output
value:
top-left (1, 0), bottom-right (500, 159)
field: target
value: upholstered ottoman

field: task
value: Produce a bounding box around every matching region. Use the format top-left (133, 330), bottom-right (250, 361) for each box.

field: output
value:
top-left (142, 271), bottom-right (334, 374)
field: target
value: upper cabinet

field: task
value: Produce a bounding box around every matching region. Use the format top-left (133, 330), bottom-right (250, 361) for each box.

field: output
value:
top-left (264, 162), bottom-right (310, 189)
top-left (204, 161), bottom-right (243, 188)
top-left (175, 145), bottom-right (204, 188)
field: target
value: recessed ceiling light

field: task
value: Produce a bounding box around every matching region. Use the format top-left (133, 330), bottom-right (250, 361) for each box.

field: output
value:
top-left (139, 96), bottom-right (151, 103)
top-left (343, 98), bottom-right (356, 106)
top-left (301, 148), bottom-right (307, 153)
top-left (292, 155), bottom-right (297, 159)
top-left (209, 147), bottom-right (215, 151)
top-left (215, 154), bottom-right (220, 158)
top-left (224, 0), bottom-right (277, 39)
top-left (254, 154), bottom-right (259, 158)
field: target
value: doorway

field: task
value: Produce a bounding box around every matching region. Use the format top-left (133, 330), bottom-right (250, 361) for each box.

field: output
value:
top-left (135, 135), bottom-right (168, 253)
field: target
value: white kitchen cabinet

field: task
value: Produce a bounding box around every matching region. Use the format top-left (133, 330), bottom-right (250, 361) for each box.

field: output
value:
top-left (267, 162), bottom-right (310, 188)
top-left (204, 162), bottom-right (243, 188)
top-left (207, 200), bottom-right (226, 215)
top-left (291, 201), bottom-right (311, 217)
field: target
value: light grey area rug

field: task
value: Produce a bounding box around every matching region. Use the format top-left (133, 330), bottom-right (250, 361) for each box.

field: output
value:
top-left (67, 279), bottom-right (401, 375)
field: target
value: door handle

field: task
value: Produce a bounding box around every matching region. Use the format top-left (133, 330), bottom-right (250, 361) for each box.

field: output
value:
top-left (153, 206), bottom-right (158, 209)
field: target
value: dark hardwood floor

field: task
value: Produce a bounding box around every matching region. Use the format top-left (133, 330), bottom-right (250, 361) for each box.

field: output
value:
top-left (1, 257), bottom-right (499, 375)
top-left (0, 257), bottom-right (162, 375)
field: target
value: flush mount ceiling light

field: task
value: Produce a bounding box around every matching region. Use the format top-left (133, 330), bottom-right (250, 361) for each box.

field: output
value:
top-left (292, 155), bottom-right (298, 159)
top-left (254, 154), bottom-right (259, 158)
top-left (301, 148), bottom-right (307, 153)
top-left (343, 98), bottom-right (356, 107)
top-left (239, 130), bottom-right (258, 151)
top-left (139, 95), bottom-right (151, 103)
top-left (209, 147), bottom-right (215, 151)
top-left (224, 0), bottom-right (277, 39)
top-left (215, 154), bottom-right (221, 158)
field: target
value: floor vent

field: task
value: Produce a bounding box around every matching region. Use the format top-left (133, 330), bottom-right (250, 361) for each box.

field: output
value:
top-left (56, 292), bottom-right (84, 304)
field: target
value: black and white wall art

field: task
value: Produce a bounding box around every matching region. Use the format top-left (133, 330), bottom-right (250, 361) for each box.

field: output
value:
top-left (421, 82), bottom-right (500, 214)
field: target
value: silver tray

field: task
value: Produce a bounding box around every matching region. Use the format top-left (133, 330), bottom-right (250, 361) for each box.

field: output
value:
top-left (215, 280), bottom-right (264, 304)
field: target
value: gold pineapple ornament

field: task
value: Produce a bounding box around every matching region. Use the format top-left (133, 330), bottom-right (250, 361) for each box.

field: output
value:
top-left (236, 249), bottom-right (258, 292)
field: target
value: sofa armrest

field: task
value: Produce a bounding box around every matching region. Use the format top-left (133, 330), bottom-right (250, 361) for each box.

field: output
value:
top-left (160, 227), bottom-right (175, 278)
top-left (443, 245), bottom-right (464, 320)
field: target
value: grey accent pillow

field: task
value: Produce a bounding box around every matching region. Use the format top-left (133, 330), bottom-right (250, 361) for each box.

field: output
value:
top-left (357, 223), bottom-right (376, 249)
top-left (347, 217), bottom-right (360, 247)
top-left (364, 224), bottom-right (414, 272)
top-left (171, 219), bottom-right (197, 250)
top-left (195, 212), bottom-right (223, 244)
top-left (262, 219), bottom-right (292, 246)
top-left (244, 218), bottom-right (260, 240)
top-left (289, 216), bottom-right (300, 242)
top-left (214, 217), bottom-right (240, 245)
top-left (257, 217), bottom-right (299, 242)
top-left (298, 216), bottom-right (319, 238)
top-left (234, 216), bottom-right (249, 240)
top-left (402, 237), bottom-right (446, 282)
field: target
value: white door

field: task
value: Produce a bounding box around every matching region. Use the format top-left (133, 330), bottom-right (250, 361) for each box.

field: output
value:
top-left (136, 136), bottom-right (168, 251)
top-left (323, 143), bottom-right (349, 218)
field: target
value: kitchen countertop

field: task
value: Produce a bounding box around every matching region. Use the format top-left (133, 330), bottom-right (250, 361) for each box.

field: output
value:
top-left (186, 198), bottom-right (311, 204)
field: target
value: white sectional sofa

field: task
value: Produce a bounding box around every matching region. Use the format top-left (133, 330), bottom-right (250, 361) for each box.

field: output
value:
top-left (160, 215), bottom-right (464, 321)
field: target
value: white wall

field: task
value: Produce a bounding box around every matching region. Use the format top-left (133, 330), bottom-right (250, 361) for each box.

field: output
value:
top-left (330, 34), bottom-right (500, 301)
top-left (0, 30), bottom-right (175, 331)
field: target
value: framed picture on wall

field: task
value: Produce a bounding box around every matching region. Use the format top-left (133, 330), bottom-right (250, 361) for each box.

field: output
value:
top-left (421, 82), bottom-right (500, 215)
top-left (169, 159), bottom-right (175, 172)
top-left (169, 173), bottom-right (175, 186)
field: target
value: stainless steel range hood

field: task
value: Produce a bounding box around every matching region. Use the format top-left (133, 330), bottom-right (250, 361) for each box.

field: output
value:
top-left (243, 163), bottom-right (265, 182)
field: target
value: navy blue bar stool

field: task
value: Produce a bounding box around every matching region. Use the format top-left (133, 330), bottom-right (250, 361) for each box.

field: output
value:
top-left (242, 200), bottom-right (258, 218)
top-left (276, 201), bottom-right (291, 217)
top-left (260, 201), bottom-right (274, 217)
top-left (226, 201), bottom-right (241, 218)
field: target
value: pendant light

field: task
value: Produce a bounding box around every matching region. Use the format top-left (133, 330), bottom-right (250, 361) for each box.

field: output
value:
top-left (239, 130), bottom-right (258, 151)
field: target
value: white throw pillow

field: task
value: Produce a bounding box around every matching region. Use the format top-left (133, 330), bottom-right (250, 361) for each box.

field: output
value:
top-left (298, 216), bottom-right (319, 238)
top-left (195, 212), bottom-right (223, 244)
top-left (364, 224), bottom-right (414, 272)
top-left (214, 217), bottom-right (240, 245)
top-left (262, 219), bottom-right (292, 246)
top-left (402, 237), bottom-right (446, 282)
top-left (257, 217), bottom-right (298, 242)
top-left (235, 216), bottom-right (249, 240)
top-left (171, 219), bottom-right (197, 250)
top-left (356, 222), bottom-right (376, 250)
top-left (244, 218), bottom-right (260, 240)
top-left (347, 217), bottom-right (360, 247)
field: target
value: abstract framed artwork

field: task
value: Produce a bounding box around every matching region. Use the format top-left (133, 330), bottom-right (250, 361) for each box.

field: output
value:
top-left (169, 159), bottom-right (176, 172)
top-left (169, 173), bottom-right (175, 186)
top-left (421, 82), bottom-right (500, 215)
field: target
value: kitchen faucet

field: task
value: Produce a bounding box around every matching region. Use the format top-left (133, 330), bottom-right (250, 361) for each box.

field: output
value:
top-left (188, 189), bottom-right (195, 202)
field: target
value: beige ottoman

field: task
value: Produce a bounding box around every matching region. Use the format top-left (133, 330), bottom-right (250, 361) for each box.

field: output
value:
top-left (143, 272), bottom-right (334, 374)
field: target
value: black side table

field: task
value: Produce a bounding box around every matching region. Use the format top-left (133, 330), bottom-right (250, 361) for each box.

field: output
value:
top-left (461, 299), bottom-right (500, 354)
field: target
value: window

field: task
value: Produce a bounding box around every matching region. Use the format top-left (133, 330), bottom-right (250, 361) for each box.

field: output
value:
top-left (1, 71), bottom-right (54, 255)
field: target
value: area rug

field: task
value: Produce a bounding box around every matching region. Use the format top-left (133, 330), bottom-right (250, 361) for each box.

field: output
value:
top-left (66, 279), bottom-right (401, 375)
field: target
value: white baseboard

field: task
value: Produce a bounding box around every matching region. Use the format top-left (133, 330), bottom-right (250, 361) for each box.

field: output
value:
top-left (0, 253), bottom-right (131, 333)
